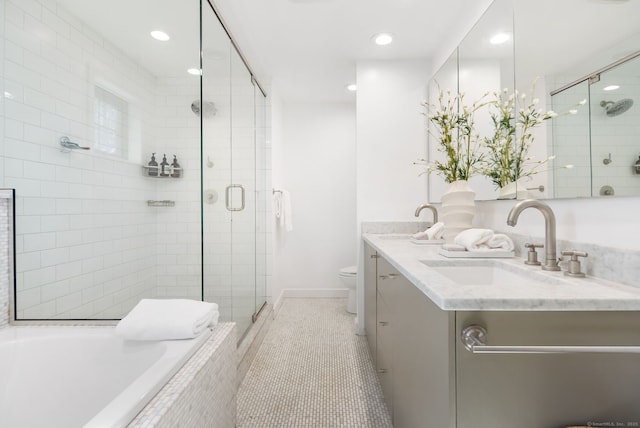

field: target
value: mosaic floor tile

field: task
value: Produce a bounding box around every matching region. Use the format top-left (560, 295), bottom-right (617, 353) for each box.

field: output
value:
top-left (237, 298), bottom-right (392, 428)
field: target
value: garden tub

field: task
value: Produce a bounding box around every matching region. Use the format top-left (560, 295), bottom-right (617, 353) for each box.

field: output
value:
top-left (0, 325), bottom-right (212, 428)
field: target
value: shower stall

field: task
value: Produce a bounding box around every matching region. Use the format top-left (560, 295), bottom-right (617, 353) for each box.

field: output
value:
top-left (1, 0), bottom-right (268, 341)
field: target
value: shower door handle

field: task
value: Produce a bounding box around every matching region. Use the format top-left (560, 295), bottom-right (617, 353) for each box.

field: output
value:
top-left (225, 184), bottom-right (245, 211)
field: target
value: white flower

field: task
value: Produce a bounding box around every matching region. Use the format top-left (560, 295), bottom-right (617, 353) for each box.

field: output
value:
top-left (578, 99), bottom-right (587, 106)
top-left (568, 109), bottom-right (578, 115)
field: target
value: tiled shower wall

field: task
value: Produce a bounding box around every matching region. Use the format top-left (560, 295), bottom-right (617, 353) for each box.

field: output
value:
top-left (4, 0), bottom-right (161, 318)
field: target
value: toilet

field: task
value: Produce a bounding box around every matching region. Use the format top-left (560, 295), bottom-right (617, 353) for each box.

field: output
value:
top-left (339, 266), bottom-right (357, 314)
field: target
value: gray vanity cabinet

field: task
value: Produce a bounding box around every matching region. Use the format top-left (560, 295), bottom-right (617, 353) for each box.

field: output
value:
top-left (363, 243), bottom-right (640, 428)
top-left (364, 243), bottom-right (378, 365)
top-left (455, 311), bottom-right (640, 427)
top-left (365, 245), bottom-right (455, 428)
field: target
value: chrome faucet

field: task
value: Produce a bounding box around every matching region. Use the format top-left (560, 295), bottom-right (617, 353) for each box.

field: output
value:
top-left (414, 203), bottom-right (438, 223)
top-left (506, 199), bottom-right (560, 271)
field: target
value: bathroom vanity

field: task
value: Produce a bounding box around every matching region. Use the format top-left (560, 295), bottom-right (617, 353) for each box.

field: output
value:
top-left (363, 234), bottom-right (640, 428)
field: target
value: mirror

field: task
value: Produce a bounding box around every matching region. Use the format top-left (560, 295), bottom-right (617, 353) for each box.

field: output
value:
top-left (428, 0), bottom-right (640, 201)
top-left (427, 0), bottom-right (514, 202)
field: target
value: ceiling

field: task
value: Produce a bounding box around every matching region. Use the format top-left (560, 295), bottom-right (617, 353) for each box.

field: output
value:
top-left (57, 0), bottom-right (491, 103)
top-left (212, 0), bottom-right (491, 103)
top-left (56, 0), bottom-right (640, 105)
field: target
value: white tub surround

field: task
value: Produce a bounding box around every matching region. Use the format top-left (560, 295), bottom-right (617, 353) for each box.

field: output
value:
top-left (0, 324), bottom-right (235, 428)
top-left (364, 233), bottom-right (640, 311)
top-left (129, 322), bottom-right (236, 428)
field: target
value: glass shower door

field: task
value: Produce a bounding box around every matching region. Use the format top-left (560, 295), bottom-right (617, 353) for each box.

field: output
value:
top-left (201, 2), bottom-right (233, 324)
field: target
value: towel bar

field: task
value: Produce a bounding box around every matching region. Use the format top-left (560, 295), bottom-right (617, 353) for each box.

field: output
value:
top-left (462, 325), bottom-right (640, 354)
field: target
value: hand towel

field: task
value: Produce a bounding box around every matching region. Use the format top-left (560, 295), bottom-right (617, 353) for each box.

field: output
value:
top-left (115, 299), bottom-right (219, 341)
top-left (281, 190), bottom-right (293, 232)
top-left (487, 233), bottom-right (514, 251)
top-left (412, 222), bottom-right (445, 240)
top-left (426, 222), bottom-right (445, 240)
top-left (454, 228), bottom-right (494, 251)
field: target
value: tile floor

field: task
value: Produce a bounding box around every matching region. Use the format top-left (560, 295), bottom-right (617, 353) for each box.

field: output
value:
top-left (237, 298), bottom-right (393, 427)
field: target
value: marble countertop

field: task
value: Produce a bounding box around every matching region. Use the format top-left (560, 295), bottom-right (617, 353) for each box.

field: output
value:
top-left (364, 233), bottom-right (640, 311)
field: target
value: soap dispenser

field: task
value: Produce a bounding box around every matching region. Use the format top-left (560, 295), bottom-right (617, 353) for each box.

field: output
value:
top-left (171, 155), bottom-right (181, 178)
top-left (160, 154), bottom-right (169, 177)
top-left (148, 153), bottom-right (158, 176)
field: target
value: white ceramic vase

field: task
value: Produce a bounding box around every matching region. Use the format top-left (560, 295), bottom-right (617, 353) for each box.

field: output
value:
top-left (441, 180), bottom-right (475, 244)
top-left (497, 181), bottom-right (532, 200)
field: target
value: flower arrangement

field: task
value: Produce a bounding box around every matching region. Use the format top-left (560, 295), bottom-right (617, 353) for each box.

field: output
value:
top-left (415, 86), bottom-right (489, 183)
top-left (482, 84), bottom-right (585, 189)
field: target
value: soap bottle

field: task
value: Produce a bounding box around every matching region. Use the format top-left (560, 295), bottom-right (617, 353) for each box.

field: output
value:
top-left (171, 155), bottom-right (181, 178)
top-left (148, 153), bottom-right (158, 176)
top-left (160, 154), bottom-right (169, 177)
top-left (635, 155), bottom-right (640, 175)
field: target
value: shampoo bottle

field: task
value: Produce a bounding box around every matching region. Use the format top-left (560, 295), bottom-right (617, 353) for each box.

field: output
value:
top-left (148, 153), bottom-right (158, 176)
top-left (160, 154), bottom-right (169, 177)
top-left (171, 155), bottom-right (181, 178)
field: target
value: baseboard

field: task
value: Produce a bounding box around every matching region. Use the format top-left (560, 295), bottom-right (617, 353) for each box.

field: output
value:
top-left (273, 288), bottom-right (348, 314)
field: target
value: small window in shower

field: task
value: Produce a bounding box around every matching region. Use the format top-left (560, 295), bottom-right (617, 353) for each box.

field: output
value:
top-left (93, 86), bottom-right (128, 158)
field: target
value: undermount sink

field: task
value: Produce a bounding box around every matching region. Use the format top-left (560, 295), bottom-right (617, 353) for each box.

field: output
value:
top-left (378, 234), bottom-right (412, 240)
top-left (420, 260), bottom-right (562, 287)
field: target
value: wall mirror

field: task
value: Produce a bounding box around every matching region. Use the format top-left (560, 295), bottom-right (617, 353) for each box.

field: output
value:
top-left (428, 0), bottom-right (640, 201)
top-left (427, 0), bottom-right (514, 202)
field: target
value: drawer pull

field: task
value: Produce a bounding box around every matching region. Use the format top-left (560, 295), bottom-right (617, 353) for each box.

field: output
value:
top-left (378, 321), bottom-right (388, 326)
top-left (378, 273), bottom-right (398, 280)
top-left (377, 369), bottom-right (388, 373)
top-left (462, 325), bottom-right (640, 355)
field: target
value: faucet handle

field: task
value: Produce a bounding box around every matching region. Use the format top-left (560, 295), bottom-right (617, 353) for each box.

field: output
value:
top-left (561, 250), bottom-right (588, 278)
top-left (524, 243), bottom-right (543, 266)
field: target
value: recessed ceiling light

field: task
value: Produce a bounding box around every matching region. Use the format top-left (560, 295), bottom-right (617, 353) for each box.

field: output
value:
top-left (346, 84), bottom-right (357, 92)
top-left (372, 33), bottom-right (393, 46)
top-left (490, 32), bottom-right (510, 45)
top-left (188, 68), bottom-right (202, 76)
top-left (603, 85), bottom-right (620, 91)
top-left (150, 30), bottom-right (170, 41)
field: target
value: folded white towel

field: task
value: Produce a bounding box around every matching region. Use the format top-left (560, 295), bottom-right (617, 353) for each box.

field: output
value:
top-left (426, 222), bottom-right (445, 240)
top-left (115, 299), bottom-right (219, 341)
top-left (412, 230), bottom-right (429, 240)
top-left (454, 228), bottom-right (494, 251)
top-left (487, 233), bottom-right (514, 251)
top-left (412, 222), bottom-right (445, 240)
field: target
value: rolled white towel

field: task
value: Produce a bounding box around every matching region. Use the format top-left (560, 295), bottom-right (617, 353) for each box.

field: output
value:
top-left (487, 233), bottom-right (514, 251)
top-left (115, 299), bottom-right (219, 341)
top-left (454, 228), bottom-right (494, 251)
top-left (412, 222), bottom-right (445, 240)
top-left (412, 230), bottom-right (430, 240)
top-left (426, 222), bottom-right (445, 240)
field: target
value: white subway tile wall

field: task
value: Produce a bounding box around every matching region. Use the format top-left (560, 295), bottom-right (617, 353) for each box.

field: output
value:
top-left (5, 0), bottom-right (163, 319)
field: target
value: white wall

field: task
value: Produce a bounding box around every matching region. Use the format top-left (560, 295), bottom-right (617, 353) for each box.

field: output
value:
top-left (475, 197), bottom-right (640, 251)
top-left (356, 60), bottom-right (431, 224)
top-left (272, 101), bottom-right (356, 304)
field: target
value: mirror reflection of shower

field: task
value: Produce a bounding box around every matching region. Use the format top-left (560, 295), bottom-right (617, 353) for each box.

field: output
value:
top-left (551, 50), bottom-right (640, 198)
top-left (600, 98), bottom-right (633, 117)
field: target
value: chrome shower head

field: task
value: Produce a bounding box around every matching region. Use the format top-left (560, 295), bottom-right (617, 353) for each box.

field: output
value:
top-left (191, 100), bottom-right (217, 117)
top-left (600, 98), bottom-right (633, 117)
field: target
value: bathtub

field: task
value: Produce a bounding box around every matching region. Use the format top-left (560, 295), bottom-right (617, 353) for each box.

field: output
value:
top-left (0, 325), bottom-right (212, 428)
